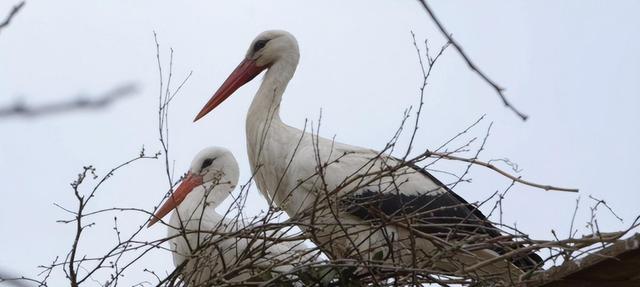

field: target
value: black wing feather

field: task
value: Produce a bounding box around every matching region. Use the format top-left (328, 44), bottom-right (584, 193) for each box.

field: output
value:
top-left (341, 162), bottom-right (543, 271)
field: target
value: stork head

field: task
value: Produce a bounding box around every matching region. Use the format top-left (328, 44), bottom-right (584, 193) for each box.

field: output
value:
top-left (245, 30), bottom-right (299, 68)
top-left (148, 146), bottom-right (239, 227)
top-left (194, 30), bottom-right (299, 122)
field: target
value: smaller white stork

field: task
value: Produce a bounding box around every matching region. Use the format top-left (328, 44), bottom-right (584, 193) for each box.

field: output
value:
top-left (148, 147), bottom-right (314, 284)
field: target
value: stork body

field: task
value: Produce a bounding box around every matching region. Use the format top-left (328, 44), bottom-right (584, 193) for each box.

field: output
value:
top-left (149, 147), bottom-right (312, 285)
top-left (195, 31), bottom-right (542, 279)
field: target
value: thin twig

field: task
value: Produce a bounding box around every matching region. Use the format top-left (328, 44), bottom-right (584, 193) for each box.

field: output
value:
top-left (426, 149), bottom-right (579, 192)
top-left (415, 0), bottom-right (529, 121)
top-left (0, 1), bottom-right (24, 33)
top-left (0, 83), bottom-right (138, 119)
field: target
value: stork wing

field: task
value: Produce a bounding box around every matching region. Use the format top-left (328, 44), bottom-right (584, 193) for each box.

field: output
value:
top-left (337, 153), bottom-right (542, 271)
top-left (342, 162), bottom-right (502, 239)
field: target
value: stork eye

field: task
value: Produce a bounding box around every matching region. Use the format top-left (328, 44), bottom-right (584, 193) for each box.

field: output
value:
top-left (200, 158), bottom-right (215, 170)
top-left (253, 39), bottom-right (269, 52)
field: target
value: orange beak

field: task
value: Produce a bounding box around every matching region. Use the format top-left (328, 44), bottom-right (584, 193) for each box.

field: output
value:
top-left (194, 58), bottom-right (267, 122)
top-left (148, 172), bottom-right (204, 227)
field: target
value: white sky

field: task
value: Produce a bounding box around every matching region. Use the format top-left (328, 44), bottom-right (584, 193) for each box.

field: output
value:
top-left (1, 1), bottom-right (639, 285)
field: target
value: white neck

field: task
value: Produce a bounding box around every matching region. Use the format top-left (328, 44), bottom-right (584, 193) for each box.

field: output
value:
top-left (244, 55), bottom-right (303, 206)
top-left (247, 58), bottom-right (297, 123)
top-left (175, 179), bottom-right (235, 223)
top-left (245, 56), bottom-right (298, 161)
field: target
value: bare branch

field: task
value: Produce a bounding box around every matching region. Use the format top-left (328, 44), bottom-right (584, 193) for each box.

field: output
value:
top-left (426, 149), bottom-right (579, 192)
top-left (0, 1), bottom-right (24, 34)
top-left (0, 83), bottom-right (138, 119)
top-left (415, 0), bottom-right (529, 121)
top-left (0, 269), bottom-right (35, 287)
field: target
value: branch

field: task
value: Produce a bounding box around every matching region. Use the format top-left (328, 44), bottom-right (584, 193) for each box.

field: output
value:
top-left (0, 83), bottom-right (138, 119)
top-left (0, 268), bottom-right (36, 287)
top-left (0, 1), bottom-right (24, 33)
top-left (426, 149), bottom-right (579, 192)
top-left (415, 0), bottom-right (529, 121)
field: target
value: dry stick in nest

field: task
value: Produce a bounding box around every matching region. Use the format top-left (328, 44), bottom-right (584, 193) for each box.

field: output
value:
top-left (463, 228), bottom-right (638, 274)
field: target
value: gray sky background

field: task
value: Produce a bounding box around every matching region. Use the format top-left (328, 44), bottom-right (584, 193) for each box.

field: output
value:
top-left (1, 0), bottom-right (639, 285)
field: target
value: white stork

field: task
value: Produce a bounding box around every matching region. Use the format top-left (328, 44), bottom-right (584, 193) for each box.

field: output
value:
top-left (193, 30), bottom-right (542, 279)
top-left (148, 146), bottom-right (314, 284)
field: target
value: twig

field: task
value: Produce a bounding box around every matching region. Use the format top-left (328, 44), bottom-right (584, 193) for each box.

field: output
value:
top-left (426, 149), bottom-right (579, 192)
top-left (588, 195), bottom-right (624, 222)
top-left (415, 0), bottom-right (529, 121)
top-left (0, 269), bottom-right (34, 287)
top-left (0, 1), bottom-right (24, 33)
top-left (0, 83), bottom-right (138, 119)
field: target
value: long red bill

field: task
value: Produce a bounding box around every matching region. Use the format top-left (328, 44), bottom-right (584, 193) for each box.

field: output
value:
top-left (193, 59), bottom-right (266, 122)
top-left (147, 172), bottom-right (204, 227)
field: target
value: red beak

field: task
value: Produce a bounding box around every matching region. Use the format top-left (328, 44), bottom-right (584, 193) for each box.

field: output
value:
top-left (148, 172), bottom-right (204, 227)
top-left (194, 59), bottom-right (267, 122)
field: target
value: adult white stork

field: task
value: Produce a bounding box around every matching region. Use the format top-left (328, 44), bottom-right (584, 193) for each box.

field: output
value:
top-left (148, 147), bottom-right (314, 284)
top-left (193, 30), bottom-right (542, 279)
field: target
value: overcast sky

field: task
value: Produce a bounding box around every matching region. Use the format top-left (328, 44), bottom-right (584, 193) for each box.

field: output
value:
top-left (1, 1), bottom-right (639, 285)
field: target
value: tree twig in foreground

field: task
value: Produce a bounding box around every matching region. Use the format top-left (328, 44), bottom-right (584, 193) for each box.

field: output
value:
top-left (0, 83), bottom-right (138, 119)
top-left (426, 149), bottom-right (579, 192)
top-left (415, 0), bottom-right (529, 121)
top-left (0, 1), bottom-right (25, 33)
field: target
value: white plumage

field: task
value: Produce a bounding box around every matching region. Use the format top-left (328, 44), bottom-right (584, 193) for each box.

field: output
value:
top-left (194, 30), bottom-right (541, 279)
top-left (149, 147), bottom-right (313, 285)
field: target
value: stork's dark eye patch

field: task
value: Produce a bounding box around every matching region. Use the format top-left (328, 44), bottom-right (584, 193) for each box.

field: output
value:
top-left (200, 158), bottom-right (215, 170)
top-left (253, 39), bottom-right (269, 52)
